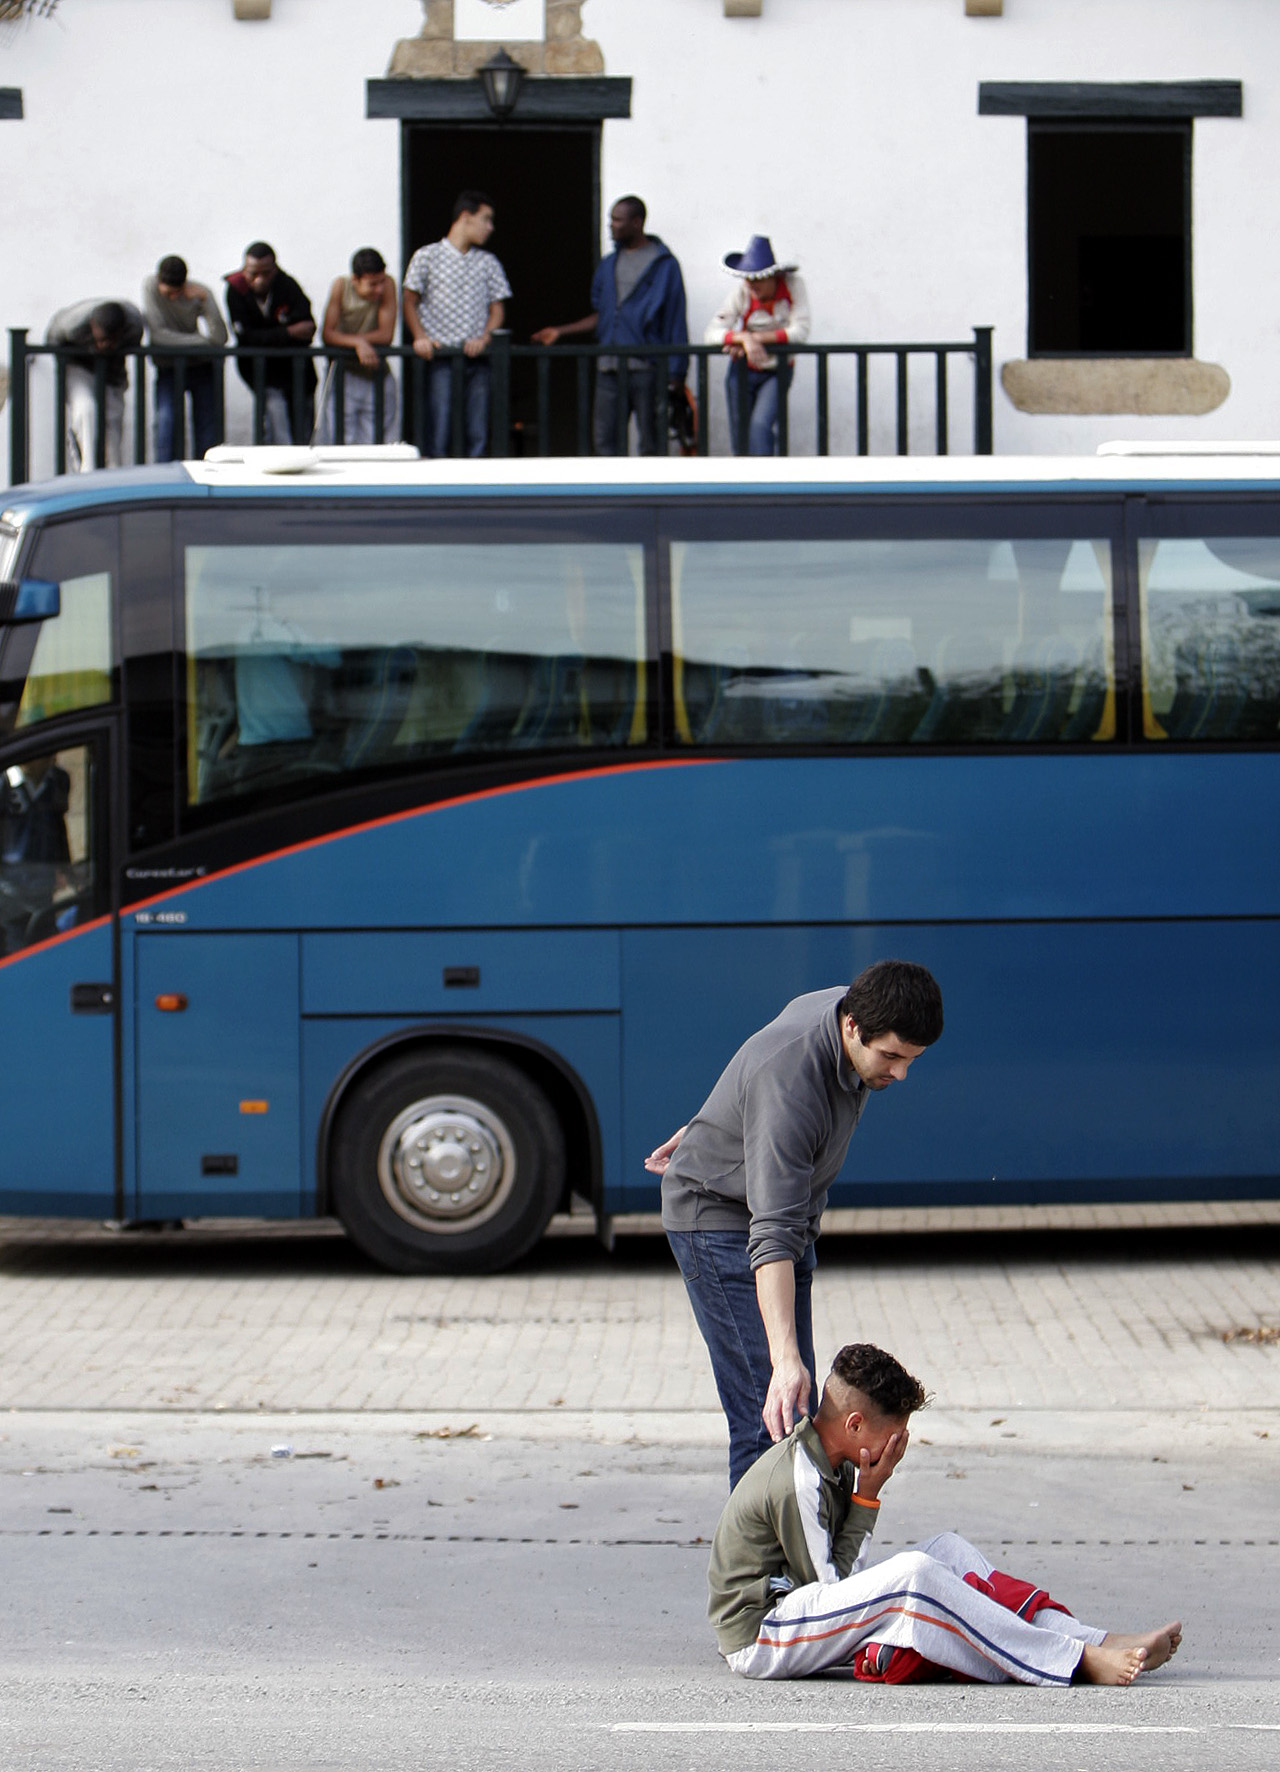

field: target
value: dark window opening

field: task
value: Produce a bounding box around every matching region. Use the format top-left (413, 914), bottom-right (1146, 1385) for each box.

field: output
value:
top-left (1029, 123), bottom-right (1191, 356)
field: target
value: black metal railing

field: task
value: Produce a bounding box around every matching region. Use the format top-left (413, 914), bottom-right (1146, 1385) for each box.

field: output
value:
top-left (6, 327), bottom-right (994, 483)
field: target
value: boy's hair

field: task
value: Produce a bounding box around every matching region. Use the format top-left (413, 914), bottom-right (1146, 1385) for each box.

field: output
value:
top-left (828, 1343), bottom-right (928, 1418)
top-left (157, 255), bottom-right (187, 287)
top-left (839, 959), bottom-right (943, 1047)
top-left (452, 189), bottom-right (493, 222)
top-left (350, 247), bottom-right (386, 277)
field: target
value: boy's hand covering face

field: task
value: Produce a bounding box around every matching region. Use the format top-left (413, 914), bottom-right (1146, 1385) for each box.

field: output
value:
top-left (853, 1423), bottom-right (909, 1501)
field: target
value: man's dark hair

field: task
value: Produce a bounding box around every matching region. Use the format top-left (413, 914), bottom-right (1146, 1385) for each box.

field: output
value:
top-left (89, 301), bottom-right (127, 339)
top-left (614, 193), bottom-right (647, 225)
top-left (157, 255), bottom-right (187, 287)
top-left (452, 190), bottom-right (493, 222)
top-left (839, 959), bottom-right (943, 1047)
top-left (244, 241), bottom-right (275, 262)
top-left (830, 1344), bottom-right (928, 1418)
top-left (350, 247), bottom-right (386, 277)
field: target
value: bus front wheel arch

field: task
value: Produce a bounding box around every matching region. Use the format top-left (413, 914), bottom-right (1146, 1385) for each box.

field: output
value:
top-left (329, 1046), bottom-right (567, 1275)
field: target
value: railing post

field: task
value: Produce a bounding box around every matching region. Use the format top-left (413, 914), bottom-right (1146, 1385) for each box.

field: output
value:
top-left (213, 353), bottom-right (226, 453)
top-left (895, 350), bottom-right (909, 457)
top-left (536, 348), bottom-right (551, 457)
top-left (54, 351), bottom-right (68, 476)
top-left (972, 325), bottom-right (994, 455)
top-left (491, 329), bottom-right (511, 457)
top-left (575, 349), bottom-right (590, 457)
top-left (653, 353), bottom-right (668, 458)
top-left (776, 346), bottom-right (790, 458)
top-left (252, 353), bottom-right (266, 445)
top-left (373, 358), bottom-right (386, 445)
top-left (732, 356), bottom-right (749, 457)
top-left (695, 349), bottom-right (710, 457)
top-left (615, 357), bottom-right (629, 456)
top-left (816, 348), bottom-right (829, 457)
top-left (292, 350), bottom-right (307, 447)
top-left (132, 347), bottom-right (146, 464)
top-left (935, 350), bottom-right (949, 457)
top-left (8, 328), bottom-right (28, 485)
top-left (450, 351), bottom-right (465, 457)
top-left (93, 355), bottom-right (108, 470)
top-left (412, 351), bottom-right (427, 455)
top-left (856, 350), bottom-right (869, 456)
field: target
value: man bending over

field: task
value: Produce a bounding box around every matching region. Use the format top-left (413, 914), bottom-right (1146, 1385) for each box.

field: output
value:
top-left (709, 1343), bottom-right (1182, 1687)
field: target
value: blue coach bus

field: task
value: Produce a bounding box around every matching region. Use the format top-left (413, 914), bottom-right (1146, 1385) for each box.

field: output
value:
top-left (1, 446), bottom-right (1278, 1271)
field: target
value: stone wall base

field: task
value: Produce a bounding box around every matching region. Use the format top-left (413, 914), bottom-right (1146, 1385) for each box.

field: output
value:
top-left (1002, 357), bottom-right (1231, 416)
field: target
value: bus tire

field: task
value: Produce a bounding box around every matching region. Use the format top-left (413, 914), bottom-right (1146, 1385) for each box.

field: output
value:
top-left (330, 1047), bottom-right (566, 1275)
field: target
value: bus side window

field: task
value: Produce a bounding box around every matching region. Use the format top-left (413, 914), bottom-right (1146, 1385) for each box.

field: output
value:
top-left (670, 532), bottom-right (1115, 747)
top-left (1140, 536), bottom-right (1280, 742)
top-left (183, 536), bottom-right (650, 814)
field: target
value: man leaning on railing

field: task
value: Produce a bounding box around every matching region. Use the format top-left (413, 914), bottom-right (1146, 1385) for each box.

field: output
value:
top-left (222, 241), bottom-right (317, 446)
top-left (44, 298), bottom-right (144, 473)
top-left (142, 254), bottom-right (228, 462)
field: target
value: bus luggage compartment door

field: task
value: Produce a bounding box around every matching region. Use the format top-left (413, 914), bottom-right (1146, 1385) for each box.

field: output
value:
top-left (134, 933), bottom-right (301, 1218)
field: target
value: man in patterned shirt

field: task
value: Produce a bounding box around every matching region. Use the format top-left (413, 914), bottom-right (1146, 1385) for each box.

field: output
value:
top-left (402, 191), bottom-right (512, 458)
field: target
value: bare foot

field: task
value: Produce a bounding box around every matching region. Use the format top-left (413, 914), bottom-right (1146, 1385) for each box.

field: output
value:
top-left (1105, 1622), bottom-right (1183, 1673)
top-left (1078, 1640), bottom-right (1147, 1685)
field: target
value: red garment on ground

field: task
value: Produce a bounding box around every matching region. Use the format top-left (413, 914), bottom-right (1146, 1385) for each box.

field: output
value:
top-left (850, 1568), bottom-right (1073, 1684)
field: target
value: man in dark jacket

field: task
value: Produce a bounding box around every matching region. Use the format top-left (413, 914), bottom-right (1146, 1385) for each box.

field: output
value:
top-left (223, 242), bottom-right (316, 444)
top-left (533, 196), bottom-right (688, 456)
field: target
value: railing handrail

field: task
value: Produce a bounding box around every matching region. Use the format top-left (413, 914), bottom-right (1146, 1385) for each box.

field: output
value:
top-left (8, 325), bottom-right (996, 482)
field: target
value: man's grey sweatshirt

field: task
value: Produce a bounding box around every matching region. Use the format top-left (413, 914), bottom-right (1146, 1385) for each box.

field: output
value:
top-left (660, 988), bottom-right (868, 1268)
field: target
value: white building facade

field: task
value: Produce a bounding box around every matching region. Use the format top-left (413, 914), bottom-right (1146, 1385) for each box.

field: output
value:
top-left (0, 0), bottom-right (1271, 476)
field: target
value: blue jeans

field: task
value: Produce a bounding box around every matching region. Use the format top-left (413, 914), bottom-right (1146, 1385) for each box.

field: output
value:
top-left (667, 1228), bottom-right (817, 1491)
top-left (593, 365), bottom-right (661, 456)
top-left (725, 363), bottom-right (792, 456)
top-left (428, 357), bottom-right (490, 458)
top-left (154, 361), bottom-right (219, 461)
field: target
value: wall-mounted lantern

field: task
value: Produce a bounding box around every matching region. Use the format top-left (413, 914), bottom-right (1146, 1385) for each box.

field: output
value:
top-left (478, 48), bottom-right (526, 119)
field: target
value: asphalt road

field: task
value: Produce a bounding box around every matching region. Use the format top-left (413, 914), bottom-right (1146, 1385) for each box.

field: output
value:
top-left (0, 1218), bottom-right (1277, 1769)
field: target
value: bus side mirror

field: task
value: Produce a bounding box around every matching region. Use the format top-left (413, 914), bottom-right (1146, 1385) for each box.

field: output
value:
top-left (0, 579), bottom-right (61, 625)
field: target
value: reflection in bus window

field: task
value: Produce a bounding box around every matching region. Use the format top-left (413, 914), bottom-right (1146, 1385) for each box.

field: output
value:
top-left (1139, 537), bottom-right (1280, 741)
top-left (0, 746), bottom-right (95, 956)
top-left (671, 536), bottom-right (1115, 746)
top-left (15, 572), bottom-right (113, 729)
top-left (185, 542), bottom-right (648, 806)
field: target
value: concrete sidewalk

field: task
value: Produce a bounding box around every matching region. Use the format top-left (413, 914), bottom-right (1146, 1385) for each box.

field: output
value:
top-left (0, 1215), bottom-right (1276, 1416)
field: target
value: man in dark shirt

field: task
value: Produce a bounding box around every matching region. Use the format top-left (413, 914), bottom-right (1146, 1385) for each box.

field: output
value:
top-left (223, 241), bottom-right (317, 444)
top-left (532, 195), bottom-right (688, 456)
top-left (648, 959), bottom-right (944, 1489)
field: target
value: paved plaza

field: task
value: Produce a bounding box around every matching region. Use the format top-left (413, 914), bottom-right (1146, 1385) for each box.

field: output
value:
top-left (0, 1208), bottom-right (1277, 1419)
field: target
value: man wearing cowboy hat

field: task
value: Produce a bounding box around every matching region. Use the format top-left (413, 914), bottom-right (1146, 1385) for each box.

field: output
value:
top-left (706, 235), bottom-right (810, 455)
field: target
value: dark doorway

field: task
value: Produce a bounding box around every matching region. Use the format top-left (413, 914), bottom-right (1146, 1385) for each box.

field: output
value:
top-left (402, 123), bottom-right (599, 452)
top-left (1028, 123), bottom-right (1191, 356)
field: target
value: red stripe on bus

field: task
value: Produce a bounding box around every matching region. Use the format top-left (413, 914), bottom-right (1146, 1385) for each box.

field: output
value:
top-left (0, 912), bottom-right (114, 973)
top-left (122, 757), bottom-right (724, 919)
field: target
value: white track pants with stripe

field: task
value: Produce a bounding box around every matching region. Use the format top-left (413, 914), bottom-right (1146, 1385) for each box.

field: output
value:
top-left (726, 1532), bottom-right (1107, 1686)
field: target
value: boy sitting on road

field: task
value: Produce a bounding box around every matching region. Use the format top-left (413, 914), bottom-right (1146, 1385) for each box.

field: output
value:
top-left (709, 1342), bottom-right (1182, 1687)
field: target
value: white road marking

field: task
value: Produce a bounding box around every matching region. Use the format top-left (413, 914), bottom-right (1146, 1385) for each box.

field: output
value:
top-left (612, 1723), bottom-right (1202, 1735)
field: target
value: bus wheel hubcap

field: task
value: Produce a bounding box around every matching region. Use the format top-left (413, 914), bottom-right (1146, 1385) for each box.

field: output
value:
top-left (378, 1094), bottom-right (517, 1234)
